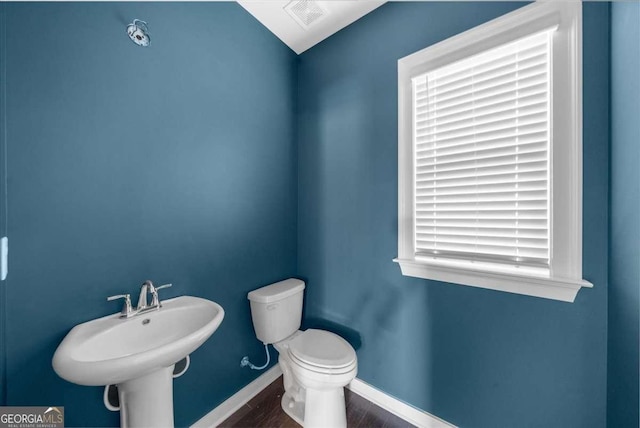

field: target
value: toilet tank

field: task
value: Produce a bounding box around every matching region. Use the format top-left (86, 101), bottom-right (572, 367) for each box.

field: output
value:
top-left (247, 278), bottom-right (305, 344)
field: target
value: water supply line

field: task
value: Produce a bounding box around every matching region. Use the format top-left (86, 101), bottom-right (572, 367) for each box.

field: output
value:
top-left (240, 344), bottom-right (270, 371)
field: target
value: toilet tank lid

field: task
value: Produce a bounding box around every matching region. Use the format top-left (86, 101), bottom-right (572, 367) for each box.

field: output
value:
top-left (247, 278), bottom-right (306, 304)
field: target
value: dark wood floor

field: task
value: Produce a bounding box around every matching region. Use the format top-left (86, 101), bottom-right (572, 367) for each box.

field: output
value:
top-left (219, 376), bottom-right (415, 428)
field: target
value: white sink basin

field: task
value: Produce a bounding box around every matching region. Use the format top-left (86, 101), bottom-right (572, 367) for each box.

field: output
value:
top-left (53, 296), bottom-right (224, 386)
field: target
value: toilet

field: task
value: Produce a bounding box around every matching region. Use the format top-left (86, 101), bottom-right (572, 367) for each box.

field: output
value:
top-left (248, 278), bottom-right (357, 428)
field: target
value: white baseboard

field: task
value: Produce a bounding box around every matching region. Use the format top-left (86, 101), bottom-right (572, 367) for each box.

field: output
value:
top-left (191, 365), bottom-right (455, 428)
top-left (346, 378), bottom-right (456, 428)
top-left (191, 365), bottom-right (283, 428)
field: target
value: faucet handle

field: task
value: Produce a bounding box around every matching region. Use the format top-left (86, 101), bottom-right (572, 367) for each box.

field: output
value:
top-left (107, 294), bottom-right (133, 317)
top-left (151, 284), bottom-right (172, 307)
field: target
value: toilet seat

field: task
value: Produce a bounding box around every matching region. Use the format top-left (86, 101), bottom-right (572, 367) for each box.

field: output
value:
top-left (287, 329), bottom-right (356, 372)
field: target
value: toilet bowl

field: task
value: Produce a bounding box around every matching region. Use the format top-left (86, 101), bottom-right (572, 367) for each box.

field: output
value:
top-left (275, 329), bottom-right (357, 427)
top-left (248, 279), bottom-right (358, 428)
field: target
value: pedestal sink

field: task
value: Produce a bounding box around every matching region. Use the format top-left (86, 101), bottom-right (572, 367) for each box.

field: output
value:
top-left (52, 296), bottom-right (224, 427)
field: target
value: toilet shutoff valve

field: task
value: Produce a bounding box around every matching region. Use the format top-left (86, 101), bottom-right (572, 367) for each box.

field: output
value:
top-left (240, 344), bottom-right (270, 371)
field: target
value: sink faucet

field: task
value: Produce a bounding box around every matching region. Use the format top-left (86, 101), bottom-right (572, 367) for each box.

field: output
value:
top-left (137, 280), bottom-right (156, 311)
top-left (109, 281), bottom-right (173, 318)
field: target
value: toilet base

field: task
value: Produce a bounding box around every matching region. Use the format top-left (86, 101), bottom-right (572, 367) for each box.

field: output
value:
top-left (281, 387), bottom-right (347, 428)
top-left (303, 387), bottom-right (347, 428)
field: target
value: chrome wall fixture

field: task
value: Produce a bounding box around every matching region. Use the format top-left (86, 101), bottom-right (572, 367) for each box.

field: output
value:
top-left (126, 19), bottom-right (150, 47)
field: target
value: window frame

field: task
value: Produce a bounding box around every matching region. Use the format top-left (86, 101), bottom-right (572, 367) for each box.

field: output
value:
top-left (394, 1), bottom-right (592, 302)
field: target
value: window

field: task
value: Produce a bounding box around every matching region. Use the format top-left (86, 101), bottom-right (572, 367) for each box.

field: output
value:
top-left (395, 2), bottom-right (591, 302)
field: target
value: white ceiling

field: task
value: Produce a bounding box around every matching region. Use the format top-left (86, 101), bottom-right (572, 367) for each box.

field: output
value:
top-left (238, 1), bottom-right (387, 54)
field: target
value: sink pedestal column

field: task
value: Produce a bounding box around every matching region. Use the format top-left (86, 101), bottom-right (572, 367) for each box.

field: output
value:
top-left (118, 366), bottom-right (174, 428)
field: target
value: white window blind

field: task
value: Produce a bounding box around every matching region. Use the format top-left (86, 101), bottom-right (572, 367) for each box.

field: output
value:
top-left (412, 29), bottom-right (554, 269)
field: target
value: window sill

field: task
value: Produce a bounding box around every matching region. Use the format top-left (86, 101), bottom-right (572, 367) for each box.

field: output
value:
top-left (393, 258), bottom-right (592, 302)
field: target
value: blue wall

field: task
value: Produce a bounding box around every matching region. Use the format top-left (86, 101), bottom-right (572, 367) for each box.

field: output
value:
top-left (608, 2), bottom-right (640, 427)
top-left (296, 3), bottom-right (609, 427)
top-left (1, 3), bottom-right (296, 426)
top-left (1, 2), bottom-right (630, 428)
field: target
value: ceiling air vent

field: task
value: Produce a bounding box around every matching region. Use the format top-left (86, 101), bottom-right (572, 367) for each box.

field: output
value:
top-left (284, 0), bottom-right (328, 30)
